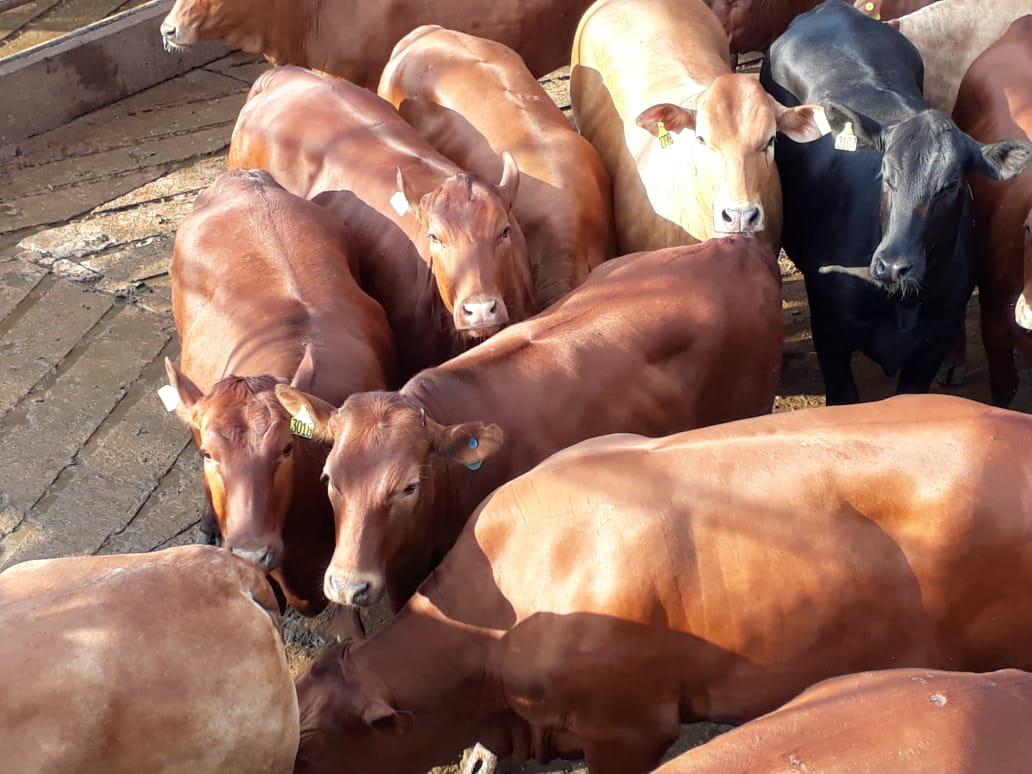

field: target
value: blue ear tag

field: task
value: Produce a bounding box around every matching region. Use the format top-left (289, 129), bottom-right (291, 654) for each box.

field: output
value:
top-left (465, 437), bottom-right (482, 471)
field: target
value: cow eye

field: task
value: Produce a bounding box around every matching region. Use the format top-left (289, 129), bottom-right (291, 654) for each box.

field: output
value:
top-left (402, 482), bottom-right (419, 496)
top-left (428, 233), bottom-right (441, 244)
top-left (766, 136), bottom-right (776, 149)
top-left (498, 226), bottom-right (511, 241)
top-left (696, 134), bottom-right (707, 146)
top-left (200, 449), bottom-right (213, 461)
top-left (938, 180), bottom-right (960, 196)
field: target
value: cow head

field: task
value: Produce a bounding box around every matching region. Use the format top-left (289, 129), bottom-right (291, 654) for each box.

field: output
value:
top-left (824, 103), bottom-right (1032, 296)
top-left (636, 74), bottom-right (828, 239)
top-left (273, 388), bottom-right (502, 607)
top-left (160, 0), bottom-right (266, 52)
top-left (1018, 210), bottom-right (1032, 332)
top-left (163, 348), bottom-right (317, 571)
top-left (295, 642), bottom-right (414, 773)
top-left (396, 153), bottom-right (534, 338)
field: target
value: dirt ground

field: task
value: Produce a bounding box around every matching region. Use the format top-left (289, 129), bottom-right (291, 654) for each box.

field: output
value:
top-left (1, 50), bottom-right (1030, 774)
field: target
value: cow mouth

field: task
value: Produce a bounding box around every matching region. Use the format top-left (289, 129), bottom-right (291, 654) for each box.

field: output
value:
top-left (461, 323), bottom-right (504, 339)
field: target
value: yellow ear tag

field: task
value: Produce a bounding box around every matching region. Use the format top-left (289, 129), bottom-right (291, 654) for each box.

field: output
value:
top-left (656, 120), bottom-right (674, 149)
top-left (864, 1), bottom-right (875, 10)
top-left (289, 405), bottom-right (315, 439)
top-left (835, 121), bottom-right (858, 153)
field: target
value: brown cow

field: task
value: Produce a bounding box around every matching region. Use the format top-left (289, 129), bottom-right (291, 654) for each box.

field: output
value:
top-left (229, 67), bottom-right (536, 376)
top-left (854, 0), bottom-right (940, 21)
top-left (378, 26), bottom-right (615, 307)
top-left (276, 237), bottom-right (781, 610)
top-left (158, 0), bottom-right (595, 89)
top-left (952, 16), bottom-right (1032, 406)
top-left (655, 669), bottom-right (1032, 773)
top-left (294, 394), bottom-right (1032, 774)
top-left (0, 546), bottom-right (298, 773)
top-left (572, 0), bottom-right (829, 254)
top-left (165, 170), bottom-right (395, 615)
top-left (705, 0), bottom-right (822, 54)
top-left (892, 0), bottom-right (1030, 114)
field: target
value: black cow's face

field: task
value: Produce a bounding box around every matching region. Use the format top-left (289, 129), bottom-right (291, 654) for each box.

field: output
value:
top-left (824, 103), bottom-right (1032, 297)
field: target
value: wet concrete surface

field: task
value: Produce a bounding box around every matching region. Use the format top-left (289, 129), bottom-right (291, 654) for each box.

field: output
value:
top-left (1, 54), bottom-right (1030, 774)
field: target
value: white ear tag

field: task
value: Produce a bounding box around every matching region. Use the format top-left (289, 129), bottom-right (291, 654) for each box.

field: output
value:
top-left (835, 122), bottom-right (858, 153)
top-left (158, 384), bottom-right (181, 413)
top-left (389, 191), bottom-right (410, 216)
top-left (290, 404), bottom-right (315, 439)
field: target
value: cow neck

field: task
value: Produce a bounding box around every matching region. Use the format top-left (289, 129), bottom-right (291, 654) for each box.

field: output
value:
top-left (262, 0), bottom-right (310, 67)
top-left (353, 591), bottom-right (503, 767)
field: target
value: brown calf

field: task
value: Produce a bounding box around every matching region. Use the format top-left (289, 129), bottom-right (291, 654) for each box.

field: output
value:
top-left (160, 0), bottom-right (596, 89)
top-left (379, 26), bottom-right (615, 307)
top-left (952, 16), bottom-right (1032, 406)
top-left (295, 395), bottom-right (1032, 774)
top-left (572, 0), bottom-right (829, 254)
top-left (276, 237), bottom-right (781, 610)
top-left (1, 546), bottom-right (298, 773)
top-left (229, 67), bottom-right (536, 376)
top-left (656, 669), bottom-right (1032, 773)
top-left (166, 170), bottom-right (395, 614)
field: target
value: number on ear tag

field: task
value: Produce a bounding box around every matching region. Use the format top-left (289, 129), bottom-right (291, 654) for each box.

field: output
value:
top-left (835, 122), bottom-right (858, 153)
top-left (656, 120), bottom-right (674, 149)
top-left (290, 405), bottom-right (315, 439)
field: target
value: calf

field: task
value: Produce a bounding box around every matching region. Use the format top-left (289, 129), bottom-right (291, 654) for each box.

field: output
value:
top-left (229, 67), bottom-right (536, 376)
top-left (656, 669), bottom-right (1032, 773)
top-left (854, 0), bottom-right (940, 20)
top-left (892, 0), bottom-right (1030, 114)
top-left (705, 0), bottom-right (822, 54)
top-left (952, 16), bottom-right (1032, 406)
top-left (379, 26), bottom-right (615, 307)
top-left (276, 238), bottom-right (781, 610)
top-left (166, 170), bottom-right (395, 614)
top-left (159, 0), bottom-right (595, 89)
top-left (295, 394), bottom-right (1032, 774)
top-left (1, 546), bottom-right (298, 773)
top-left (572, 0), bottom-right (828, 254)
top-left (761, 0), bottom-right (1031, 404)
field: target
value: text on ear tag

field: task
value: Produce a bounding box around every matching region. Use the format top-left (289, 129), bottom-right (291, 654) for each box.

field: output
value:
top-left (835, 122), bottom-right (858, 153)
top-left (389, 190), bottom-right (410, 216)
top-left (290, 405), bottom-right (315, 439)
top-left (158, 384), bottom-right (181, 413)
top-left (656, 120), bottom-right (674, 149)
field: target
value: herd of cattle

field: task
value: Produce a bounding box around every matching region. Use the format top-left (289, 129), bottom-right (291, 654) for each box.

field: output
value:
top-left (3, 0), bottom-right (1032, 771)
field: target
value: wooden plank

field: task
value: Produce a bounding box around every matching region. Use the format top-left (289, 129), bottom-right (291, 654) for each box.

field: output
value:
top-left (0, 304), bottom-right (170, 569)
top-left (0, 0), bottom-right (230, 146)
top-left (0, 276), bottom-right (112, 415)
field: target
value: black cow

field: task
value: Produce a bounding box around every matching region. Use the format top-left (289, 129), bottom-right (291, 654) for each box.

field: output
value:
top-left (761, 0), bottom-right (1032, 404)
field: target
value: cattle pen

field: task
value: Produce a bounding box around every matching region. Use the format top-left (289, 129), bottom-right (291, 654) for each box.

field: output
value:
top-left (1, 1), bottom-right (1031, 772)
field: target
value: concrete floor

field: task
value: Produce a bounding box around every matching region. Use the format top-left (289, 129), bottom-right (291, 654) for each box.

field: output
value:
top-left (1, 50), bottom-right (1030, 774)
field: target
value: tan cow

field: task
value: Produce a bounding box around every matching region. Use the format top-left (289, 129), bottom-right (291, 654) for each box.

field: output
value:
top-left (0, 545), bottom-right (298, 773)
top-left (276, 237), bottom-right (782, 610)
top-left (656, 669), bottom-right (1032, 773)
top-left (229, 67), bottom-right (536, 376)
top-left (571, 0), bottom-right (829, 254)
top-left (166, 170), bottom-right (395, 615)
top-left (295, 394), bottom-right (1032, 774)
top-left (379, 26), bottom-right (615, 307)
top-left (159, 0), bottom-right (596, 89)
top-left (891, 0), bottom-right (1031, 114)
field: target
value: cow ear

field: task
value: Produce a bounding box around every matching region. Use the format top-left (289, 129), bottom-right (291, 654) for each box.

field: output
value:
top-left (163, 358), bottom-right (204, 424)
top-left (636, 103), bottom-right (697, 138)
top-left (971, 139), bottom-right (1032, 182)
top-left (395, 166), bottom-right (429, 225)
top-left (291, 344), bottom-right (316, 391)
top-left (274, 385), bottom-right (337, 443)
top-left (362, 701), bottom-right (414, 736)
top-left (823, 101), bottom-right (884, 150)
top-left (774, 102), bottom-right (831, 143)
top-left (432, 421), bottom-right (503, 468)
top-left (497, 151), bottom-right (520, 211)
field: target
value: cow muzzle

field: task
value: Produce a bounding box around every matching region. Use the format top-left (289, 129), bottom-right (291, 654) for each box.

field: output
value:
top-left (230, 542), bottom-right (283, 572)
top-left (871, 255), bottom-right (922, 288)
top-left (714, 202), bottom-right (765, 235)
top-left (159, 14), bottom-right (195, 49)
top-left (454, 295), bottom-right (508, 338)
top-left (1016, 293), bottom-right (1032, 332)
top-left (324, 570), bottom-right (384, 607)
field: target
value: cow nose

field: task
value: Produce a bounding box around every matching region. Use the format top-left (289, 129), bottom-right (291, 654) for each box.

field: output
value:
top-left (160, 22), bottom-right (176, 39)
top-left (456, 296), bottom-right (508, 333)
top-left (716, 203), bottom-right (764, 234)
top-left (872, 256), bottom-right (916, 284)
top-left (325, 573), bottom-right (379, 606)
top-left (231, 545), bottom-right (280, 572)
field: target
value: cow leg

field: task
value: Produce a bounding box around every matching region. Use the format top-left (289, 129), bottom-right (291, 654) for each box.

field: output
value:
top-left (935, 319), bottom-right (968, 387)
top-left (896, 335), bottom-right (958, 395)
top-left (980, 291), bottom-right (1019, 407)
top-left (813, 339), bottom-right (860, 405)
